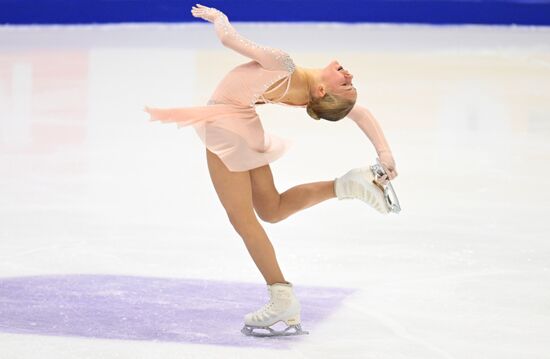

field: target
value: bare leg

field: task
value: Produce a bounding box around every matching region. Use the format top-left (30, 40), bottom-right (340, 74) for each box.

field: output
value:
top-left (206, 149), bottom-right (287, 285)
top-left (279, 181), bottom-right (336, 219)
top-left (250, 164), bottom-right (336, 223)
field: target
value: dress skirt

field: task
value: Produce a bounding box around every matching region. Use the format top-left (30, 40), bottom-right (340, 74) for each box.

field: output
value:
top-left (144, 103), bottom-right (292, 172)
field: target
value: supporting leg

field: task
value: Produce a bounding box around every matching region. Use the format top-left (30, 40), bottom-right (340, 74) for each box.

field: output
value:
top-left (205, 149), bottom-right (287, 285)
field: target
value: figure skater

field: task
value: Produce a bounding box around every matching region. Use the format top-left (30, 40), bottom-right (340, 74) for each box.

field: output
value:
top-left (144, 4), bottom-right (399, 337)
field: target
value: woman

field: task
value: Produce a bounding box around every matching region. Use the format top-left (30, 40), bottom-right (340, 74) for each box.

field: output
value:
top-left (144, 4), bottom-right (398, 337)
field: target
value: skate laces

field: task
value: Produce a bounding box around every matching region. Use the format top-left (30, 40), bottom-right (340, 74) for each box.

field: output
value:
top-left (339, 167), bottom-right (386, 212)
top-left (253, 301), bottom-right (276, 320)
top-left (251, 284), bottom-right (295, 320)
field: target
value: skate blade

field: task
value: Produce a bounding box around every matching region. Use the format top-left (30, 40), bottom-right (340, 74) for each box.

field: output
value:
top-left (370, 159), bottom-right (401, 214)
top-left (241, 323), bottom-right (309, 337)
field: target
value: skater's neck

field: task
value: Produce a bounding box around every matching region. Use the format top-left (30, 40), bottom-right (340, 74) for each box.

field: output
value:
top-left (278, 67), bottom-right (321, 107)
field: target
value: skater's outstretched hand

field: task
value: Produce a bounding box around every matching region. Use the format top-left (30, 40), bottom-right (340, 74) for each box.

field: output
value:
top-left (378, 151), bottom-right (398, 182)
top-left (191, 3), bottom-right (227, 23)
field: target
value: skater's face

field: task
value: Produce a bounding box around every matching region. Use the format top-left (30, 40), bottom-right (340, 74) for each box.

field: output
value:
top-left (319, 60), bottom-right (357, 100)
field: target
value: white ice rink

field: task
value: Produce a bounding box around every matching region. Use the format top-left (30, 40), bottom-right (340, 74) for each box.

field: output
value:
top-left (1, 22), bottom-right (549, 358)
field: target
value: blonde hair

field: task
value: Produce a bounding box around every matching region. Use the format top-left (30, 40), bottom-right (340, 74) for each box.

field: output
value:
top-left (306, 92), bottom-right (356, 122)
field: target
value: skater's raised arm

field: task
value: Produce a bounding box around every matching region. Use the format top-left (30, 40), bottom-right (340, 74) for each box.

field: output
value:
top-left (347, 104), bottom-right (398, 179)
top-left (347, 104), bottom-right (391, 154)
top-left (191, 4), bottom-right (292, 72)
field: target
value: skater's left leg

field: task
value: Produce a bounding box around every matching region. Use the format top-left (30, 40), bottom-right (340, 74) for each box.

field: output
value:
top-left (206, 149), bottom-right (287, 285)
top-left (250, 164), bottom-right (336, 223)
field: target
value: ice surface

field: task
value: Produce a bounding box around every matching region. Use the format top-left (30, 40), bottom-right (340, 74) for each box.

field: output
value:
top-left (0, 22), bottom-right (549, 359)
top-left (0, 274), bottom-right (354, 349)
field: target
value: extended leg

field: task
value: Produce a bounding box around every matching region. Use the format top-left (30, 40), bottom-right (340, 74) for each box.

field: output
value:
top-left (250, 164), bottom-right (336, 223)
top-left (205, 149), bottom-right (287, 285)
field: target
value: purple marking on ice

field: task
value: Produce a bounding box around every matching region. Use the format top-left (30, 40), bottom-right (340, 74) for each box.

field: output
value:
top-left (0, 274), bottom-right (356, 349)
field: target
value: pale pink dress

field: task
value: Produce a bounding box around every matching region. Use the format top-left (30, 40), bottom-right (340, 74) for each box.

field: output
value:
top-left (144, 15), bottom-right (297, 172)
top-left (144, 16), bottom-right (392, 172)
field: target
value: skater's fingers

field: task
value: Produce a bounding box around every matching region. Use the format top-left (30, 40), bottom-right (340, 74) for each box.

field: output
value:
top-left (377, 174), bottom-right (389, 185)
top-left (197, 4), bottom-right (213, 12)
top-left (191, 10), bottom-right (210, 19)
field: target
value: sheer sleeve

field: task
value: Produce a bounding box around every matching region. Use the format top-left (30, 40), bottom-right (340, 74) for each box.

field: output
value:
top-left (213, 13), bottom-right (294, 72)
top-left (346, 104), bottom-right (393, 155)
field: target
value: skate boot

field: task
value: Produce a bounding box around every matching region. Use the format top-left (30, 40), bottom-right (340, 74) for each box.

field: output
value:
top-left (334, 167), bottom-right (389, 214)
top-left (241, 282), bottom-right (309, 337)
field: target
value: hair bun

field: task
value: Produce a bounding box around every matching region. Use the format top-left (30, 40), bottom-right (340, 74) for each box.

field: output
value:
top-left (306, 104), bottom-right (321, 120)
top-left (306, 93), bottom-right (356, 122)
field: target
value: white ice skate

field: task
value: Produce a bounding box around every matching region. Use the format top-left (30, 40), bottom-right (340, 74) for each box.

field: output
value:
top-left (241, 282), bottom-right (309, 337)
top-left (335, 158), bottom-right (401, 214)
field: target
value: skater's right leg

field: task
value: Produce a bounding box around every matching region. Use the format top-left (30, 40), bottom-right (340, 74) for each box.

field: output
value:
top-left (250, 162), bottom-right (389, 222)
top-left (205, 149), bottom-right (287, 286)
top-left (249, 164), bottom-right (336, 223)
